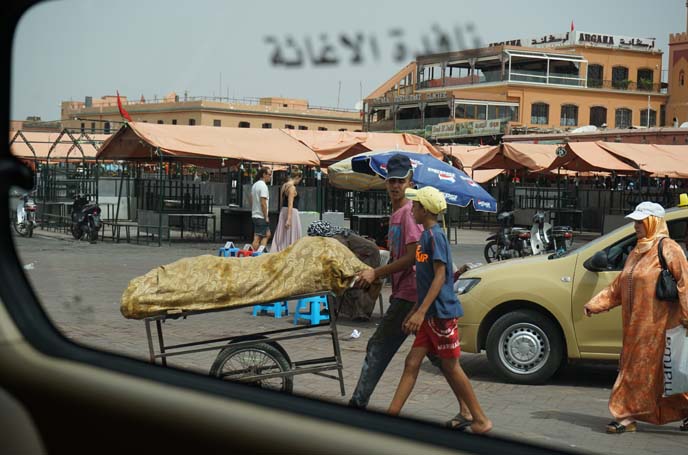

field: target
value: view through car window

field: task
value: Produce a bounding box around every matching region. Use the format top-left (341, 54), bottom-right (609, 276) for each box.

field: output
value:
top-left (9, 0), bottom-right (688, 452)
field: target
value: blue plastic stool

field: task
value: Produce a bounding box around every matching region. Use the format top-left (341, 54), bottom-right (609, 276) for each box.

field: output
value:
top-left (252, 301), bottom-right (289, 318)
top-left (222, 242), bottom-right (239, 258)
top-left (293, 295), bottom-right (329, 325)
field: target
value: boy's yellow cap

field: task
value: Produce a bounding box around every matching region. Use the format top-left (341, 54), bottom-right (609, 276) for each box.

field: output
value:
top-left (405, 186), bottom-right (447, 214)
top-left (679, 193), bottom-right (688, 208)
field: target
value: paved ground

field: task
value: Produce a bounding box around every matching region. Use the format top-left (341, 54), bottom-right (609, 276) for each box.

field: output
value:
top-left (10, 228), bottom-right (688, 455)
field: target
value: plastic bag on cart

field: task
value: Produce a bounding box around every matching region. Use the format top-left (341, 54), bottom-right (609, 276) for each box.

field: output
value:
top-left (120, 236), bottom-right (381, 319)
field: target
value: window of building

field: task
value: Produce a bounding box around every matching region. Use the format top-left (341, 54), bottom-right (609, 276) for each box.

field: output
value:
top-left (80, 122), bottom-right (85, 133)
top-left (587, 64), bottom-right (603, 88)
top-left (338, 128), bottom-right (348, 131)
top-left (660, 104), bottom-right (666, 127)
top-left (171, 119), bottom-right (177, 125)
top-left (317, 127), bottom-right (327, 131)
top-left (476, 105), bottom-right (487, 120)
top-left (680, 70), bottom-right (685, 87)
top-left (640, 109), bottom-right (657, 127)
top-left (157, 120), bottom-right (164, 124)
top-left (262, 123), bottom-right (272, 129)
top-left (298, 125), bottom-right (308, 130)
top-left (615, 108), bottom-right (633, 128)
top-left (637, 68), bottom-right (654, 91)
top-left (238, 121), bottom-right (250, 128)
top-left (188, 118), bottom-right (196, 126)
top-left (103, 122), bottom-right (111, 134)
top-left (612, 66), bottom-right (629, 89)
top-left (284, 124), bottom-right (295, 129)
top-left (560, 104), bottom-right (578, 127)
top-left (530, 103), bottom-right (549, 124)
top-left (213, 119), bottom-right (221, 127)
top-left (590, 106), bottom-right (607, 127)
top-left (91, 122), bottom-right (96, 133)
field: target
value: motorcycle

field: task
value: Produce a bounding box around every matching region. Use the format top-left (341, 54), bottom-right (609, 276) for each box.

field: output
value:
top-left (13, 192), bottom-right (37, 237)
top-left (483, 211), bottom-right (532, 263)
top-left (484, 211), bottom-right (574, 263)
top-left (70, 194), bottom-right (102, 243)
top-left (529, 212), bottom-right (574, 256)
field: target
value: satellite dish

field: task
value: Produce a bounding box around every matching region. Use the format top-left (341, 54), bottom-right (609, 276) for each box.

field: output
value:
top-left (354, 100), bottom-right (363, 111)
top-left (680, 122), bottom-right (688, 128)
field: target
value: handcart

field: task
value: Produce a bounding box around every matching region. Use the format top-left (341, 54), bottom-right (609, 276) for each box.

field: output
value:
top-left (143, 291), bottom-right (346, 395)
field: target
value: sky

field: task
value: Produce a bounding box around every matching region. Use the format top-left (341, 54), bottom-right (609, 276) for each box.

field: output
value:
top-left (10, 0), bottom-right (684, 121)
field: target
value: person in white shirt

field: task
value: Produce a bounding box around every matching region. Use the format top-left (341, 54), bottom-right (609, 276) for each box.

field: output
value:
top-left (250, 167), bottom-right (272, 250)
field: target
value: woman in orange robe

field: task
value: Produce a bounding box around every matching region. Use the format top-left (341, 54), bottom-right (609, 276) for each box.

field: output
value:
top-left (584, 202), bottom-right (688, 434)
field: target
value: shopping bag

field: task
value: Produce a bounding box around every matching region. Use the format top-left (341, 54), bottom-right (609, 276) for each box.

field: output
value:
top-left (663, 325), bottom-right (688, 396)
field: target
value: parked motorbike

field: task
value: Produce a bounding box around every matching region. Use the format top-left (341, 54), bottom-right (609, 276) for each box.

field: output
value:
top-left (484, 211), bottom-right (574, 263)
top-left (483, 211), bottom-right (532, 263)
top-left (70, 194), bottom-right (101, 243)
top-left (13, 192), bottom-right (37, 237)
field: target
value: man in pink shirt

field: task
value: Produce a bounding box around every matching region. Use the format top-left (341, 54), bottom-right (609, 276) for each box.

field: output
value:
top-left (350, 154), bottom-right (424, 409)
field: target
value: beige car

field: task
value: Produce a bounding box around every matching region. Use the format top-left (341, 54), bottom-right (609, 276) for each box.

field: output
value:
top-left (456, 207), bottom-right (688, 384)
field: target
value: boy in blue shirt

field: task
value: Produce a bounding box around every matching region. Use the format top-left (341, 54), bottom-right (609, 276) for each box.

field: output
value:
top-left (387, 186), bottom-right (492, 434)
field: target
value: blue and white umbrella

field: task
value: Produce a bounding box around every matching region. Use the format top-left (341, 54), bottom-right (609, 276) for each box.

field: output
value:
top-left (351, 150), bottom-right (497, 213)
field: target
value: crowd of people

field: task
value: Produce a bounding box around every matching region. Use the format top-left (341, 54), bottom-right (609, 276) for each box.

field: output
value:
top-left (248, 157), bottom-right (688, 436)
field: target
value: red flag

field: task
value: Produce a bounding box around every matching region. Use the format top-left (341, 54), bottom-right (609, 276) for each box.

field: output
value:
top-left (116, 90), bottom-right (133, 122)
top-left (570, 20), bottom-right (574, 32)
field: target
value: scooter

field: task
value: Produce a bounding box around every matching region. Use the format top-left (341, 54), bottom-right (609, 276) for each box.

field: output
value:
top-left (70, 194), bottom-right (101, 243)
top-left (13, 192), bottom-right (37, 237)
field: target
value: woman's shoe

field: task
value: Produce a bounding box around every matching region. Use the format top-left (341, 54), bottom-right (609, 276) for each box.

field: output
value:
top-left (606, 421), bottom-right (637, 434)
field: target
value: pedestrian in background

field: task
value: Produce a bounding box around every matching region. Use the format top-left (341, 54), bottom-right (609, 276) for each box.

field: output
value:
top-left (272, 166), bottom-right (303, 252)
top-left (387, 186), bottom-right (492, 434)
top-left (249, 167), bottom-right (272, 251)
top-left (584, 201), bottom-right (688, 434)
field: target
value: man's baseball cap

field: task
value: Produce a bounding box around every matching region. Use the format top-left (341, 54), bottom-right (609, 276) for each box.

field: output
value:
top-left (625, 201), bottom-right (665, 220)
top-left (386, 154), bottom-right (412, 180)
top-left (405, 186), bottom-right (447, 214)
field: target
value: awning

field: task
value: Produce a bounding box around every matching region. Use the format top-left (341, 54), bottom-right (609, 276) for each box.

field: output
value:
top-left (286, 130), bottom-right (443, 164)
top-left (97, 122), bottom-right (320, 166)
top-left (545, 142), bottom-right (638, 173)
top-left (597, 142), bottom-right (688, 178)
top-left (445, 145), bottom-right (504, 183)
top-left (472, 143), bottom-right (558, 171)
top-left (10, 131), bottom-right (102, 161)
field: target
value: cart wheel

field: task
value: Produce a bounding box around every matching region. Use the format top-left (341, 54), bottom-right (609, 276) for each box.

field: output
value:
top-left (209, 342), bottom-right (293, 393)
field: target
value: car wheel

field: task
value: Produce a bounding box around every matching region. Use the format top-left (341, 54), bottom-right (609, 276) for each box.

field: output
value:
top-left (486, 310), bottom-right (564, 384)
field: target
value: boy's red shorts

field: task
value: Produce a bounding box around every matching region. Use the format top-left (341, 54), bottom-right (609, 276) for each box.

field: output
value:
top-left (412, 317), bottom-right (461, 359)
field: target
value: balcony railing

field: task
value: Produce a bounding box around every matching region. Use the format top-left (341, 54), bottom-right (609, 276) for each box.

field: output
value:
top-left (587, 79), bottom-right (662, 93)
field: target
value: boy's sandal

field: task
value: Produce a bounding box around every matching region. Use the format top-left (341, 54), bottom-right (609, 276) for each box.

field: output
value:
top-left (680, 418), bottom-right (688, 432)
top-left (606, 421), bottom-right (637, 434)
top-left (445, 413), bottom-right (472, 431)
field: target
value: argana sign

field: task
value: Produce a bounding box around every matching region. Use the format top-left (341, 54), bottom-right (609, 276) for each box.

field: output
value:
top-left (489, 30), bottom-right (656, 52)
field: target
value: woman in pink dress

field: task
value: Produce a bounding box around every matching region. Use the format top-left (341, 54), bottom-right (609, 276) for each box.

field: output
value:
top-left (272, 167), bottom-right (303, 252)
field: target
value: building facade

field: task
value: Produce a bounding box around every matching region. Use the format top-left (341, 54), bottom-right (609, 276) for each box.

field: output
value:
top-left (667, 31), bottom-right (688, 126)
top-left (364, 30), bottom-right (667, 143)
top-left (60, 94), bottom-right (362, 134)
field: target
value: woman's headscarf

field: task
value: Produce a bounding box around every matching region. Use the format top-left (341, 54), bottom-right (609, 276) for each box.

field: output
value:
top-left (636, 215), bottom-right (669, 254)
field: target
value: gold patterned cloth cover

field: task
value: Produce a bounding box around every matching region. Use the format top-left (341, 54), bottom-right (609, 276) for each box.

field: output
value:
top-left (121, 236), bottom-right (380, 320)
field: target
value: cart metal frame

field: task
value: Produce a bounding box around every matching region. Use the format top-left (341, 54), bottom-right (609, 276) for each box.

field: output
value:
top-left (143, 291), bottom-right (346, 395)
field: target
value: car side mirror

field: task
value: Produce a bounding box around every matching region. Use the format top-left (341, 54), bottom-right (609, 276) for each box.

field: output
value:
top-left (584, 250), bottom-right (609, 272)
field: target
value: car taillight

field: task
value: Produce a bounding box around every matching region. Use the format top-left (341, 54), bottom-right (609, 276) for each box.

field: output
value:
top-left (26, 207), bottom-right (37, 211)
top-left (564, 232), bottom-right (573, 238)
top-left (519, 232), bottom-right (531, 239)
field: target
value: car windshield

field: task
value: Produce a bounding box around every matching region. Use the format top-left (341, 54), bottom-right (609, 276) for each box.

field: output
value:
top-left (8, 0), bottom-right (687, 453)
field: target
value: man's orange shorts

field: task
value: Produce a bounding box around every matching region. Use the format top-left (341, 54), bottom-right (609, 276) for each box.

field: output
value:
top-left (412, 317), bottom-right (461, 359)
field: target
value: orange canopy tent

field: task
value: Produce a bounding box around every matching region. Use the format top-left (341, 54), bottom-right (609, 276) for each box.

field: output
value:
top-left (471, 143), bottom-right (559, 172)
top-left (10, 130), bottom-right (104, 162)
top-left (285, 130), bottom-right (443, 164)
top-left (444, 145), bottom-right (503, 183)
top-left (544, 142), bottom-right (638, 173)
top-left (97, 122), bottom-right (320, 166)
top-left (596, 142), bottom-right (688, 178)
